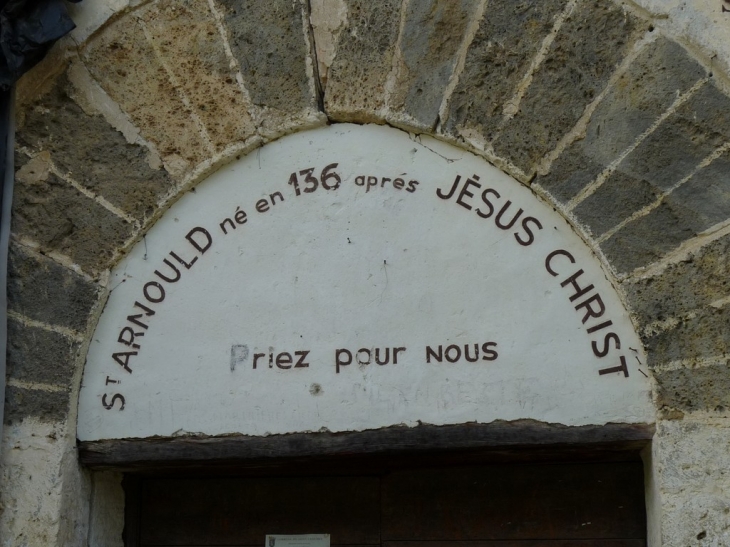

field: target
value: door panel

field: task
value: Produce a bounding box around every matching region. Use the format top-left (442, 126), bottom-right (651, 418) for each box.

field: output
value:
top-left (381, 463), bottom-right (645, 541)
top-left (128, 462), bottom-right (646, 547)
top-left (383, 542), bottom-right (645, 547)
top-left (139, 476), bottom-right (380, 546)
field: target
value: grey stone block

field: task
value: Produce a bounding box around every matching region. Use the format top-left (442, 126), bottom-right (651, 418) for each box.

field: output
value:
top-left (655, 362), bottom-right (730, 413)
top-left (644, 306), bottom-right (730, 367)
top-left (4, 385), bottom-right (70, 424)
top-left (391, 0), bottom-right (481, 129)
top-left (325, 0), bottom-right (402, 120)
top-left (623, 233), bottom-right (730, 326)
top-left (669, 149), bottom-right (730, 230)
top-left (220, 0), bottom-right (317, 113)
top-left (600, 199), bottom-right (705, 274)
top-left (600, 146), bottom-right (730, 274)
top-left (534, 139), bottom-right (605, 203)
top-left (7, 243), bottom-right (101, 332)
top-left (537, 36), bottom-right (706, 203)
top-left (617, 82), bottom-right (730, 192)
top-left (6, 319), bottom-right (80, 387)
top-left (572, 170), bottom-right (660, 237)
top-left (494, 0), bottom-right (642, 173)
top-left (444, 0), bottom-right (569, 142)
top-left (83, 14), bottom-right (212, 169)
top-left (11, 170), bottom-right (135, 275)
top-left (16, 75), bottom-right (175, 221)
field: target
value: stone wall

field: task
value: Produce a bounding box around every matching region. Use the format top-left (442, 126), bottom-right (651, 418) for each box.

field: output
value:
top-left (2, 0), bottom-right (729, 545)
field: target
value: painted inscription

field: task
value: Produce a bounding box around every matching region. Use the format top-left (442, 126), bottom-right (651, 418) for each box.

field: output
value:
top-left (78, 124), bottom-right (653, 441)
top-left (102, 169), bottom-right (630, 412)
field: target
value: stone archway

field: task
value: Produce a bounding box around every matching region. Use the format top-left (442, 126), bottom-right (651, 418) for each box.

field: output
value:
top-left (3, 0), bottom-right (730, 545)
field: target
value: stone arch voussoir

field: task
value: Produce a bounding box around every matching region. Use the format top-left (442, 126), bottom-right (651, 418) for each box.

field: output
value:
top-left (6, 0), bottom-right (730, 488)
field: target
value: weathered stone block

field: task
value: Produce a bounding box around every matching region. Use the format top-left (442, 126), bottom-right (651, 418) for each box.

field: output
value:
top-left (12, 166), bottom-right (135, 275)
top-left (140, 0), bottom-right (256, 150)
top-left (324, 0), bottom-right (402, 121)
top-left (600, 200), bottom-right (704, 274)
top-left (624, 242), bottom-right (730, 329)
top-left (657, 419), bottom-right (730, 491)
top-left (388, 0), bottom-right (480, 130)
top-left (495, 0), bottom-right (642, 173)
top-left (83, 12), bottom-right (211, 172)
top-left (572, 171), bottom-right (660, 237)
top-left (616, 82), bottom-right (730, 192)
top-left (534, 143), bottom-right (604, 204)
top-left (599, 146), bottom-right (730, 274)
top-left (8, 243), bottom-right (101, 332)
top-left (6, 319), bottom-right (80, 387)
top-left (443, 0), bottom-right (568, 144)
top-left (16, 74), bottom-right (175, 220)
top-left (670, 149), bottom-right (730, 230)
top-left (4, 385), bottom-right (71, 424)
top-left (644, 306), bottom-right (730, 367)
top-left (655, 363), bottom-right (730, 413)
top-left (219, 0), bottom-right (317, 117)
top-left (537, 36), bottom-right (706, 203)
top-left (652, 420), bottom-right (730, 547)
top-left (655, 418), bottom-right (730, 545)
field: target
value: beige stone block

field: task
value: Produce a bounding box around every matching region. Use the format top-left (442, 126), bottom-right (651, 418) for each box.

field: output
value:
top-left (140, 0), bottom-right (256, 151)
top-left (655, 417), bottom-right (730, 546)
top-left (82, 11), bottom-right (211, 175)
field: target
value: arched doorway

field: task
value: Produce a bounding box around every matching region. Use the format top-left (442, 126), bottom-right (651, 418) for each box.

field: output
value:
top-left (77, 124), bottom-right (652, 546)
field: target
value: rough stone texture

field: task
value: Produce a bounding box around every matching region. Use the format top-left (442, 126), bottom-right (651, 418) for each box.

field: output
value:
top-left (494, 0), bottom-right (643, 174)
top-left (599, 200), bottom-right (705, 275)
top-left (655, 364), bottom-right (730, 413)
top-left (537, 36), bottom-right (707, 203)
top-left (16, 73), bottom-right (175, 220)
top-left (3, 386), bottom-right (71, 424)
top-left (669, 149), bottom-right (730, 230)
top-left (576, 141), bottom-right (730, 238)
top-left (309, 0), bottom-right (348, 89)
top-left (219, 0), bottom-right (317, 119)
top-left (388, 0), bottom-right (480, 130)
top-left (654, 417), bottom-right (730, 546)
top-left (643, 306), bottom-right (730, 367)
top-left (88, 473), bottom-right (125, 547)
top-left (1, 422), bottom-right (62, 539)
top-left (324, 0), bottom-right (402, 121)
top-left (142, 0), bottom-right (256, 150)
top-left (572, 170), bottom-right (660, 237)
top-left (0, 421), bottom-right (90, 546)
top-left (12, 161), bottom-right (135, 275)
top-left (624, 233), bottom-right (730, 326)
top-left (7, 243), bottom-right (101, 332)
top-left (83, 10), bottom-right (212, 174)
top-left (443, 0), bottom-right (569, 144)
top-left (600, 146), bottom-right (730, 274)
top-left (617, 81), bottom-right (730, 193)
top-left (6, 319), bottom-right (80, 387)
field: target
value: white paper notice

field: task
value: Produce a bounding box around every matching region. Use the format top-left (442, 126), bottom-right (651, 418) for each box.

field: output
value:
top-left (265, 534), bottom-right (330, 547)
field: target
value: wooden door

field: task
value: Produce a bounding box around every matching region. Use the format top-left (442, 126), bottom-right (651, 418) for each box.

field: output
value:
top-left (124, 461), bottom-right (646, 547)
